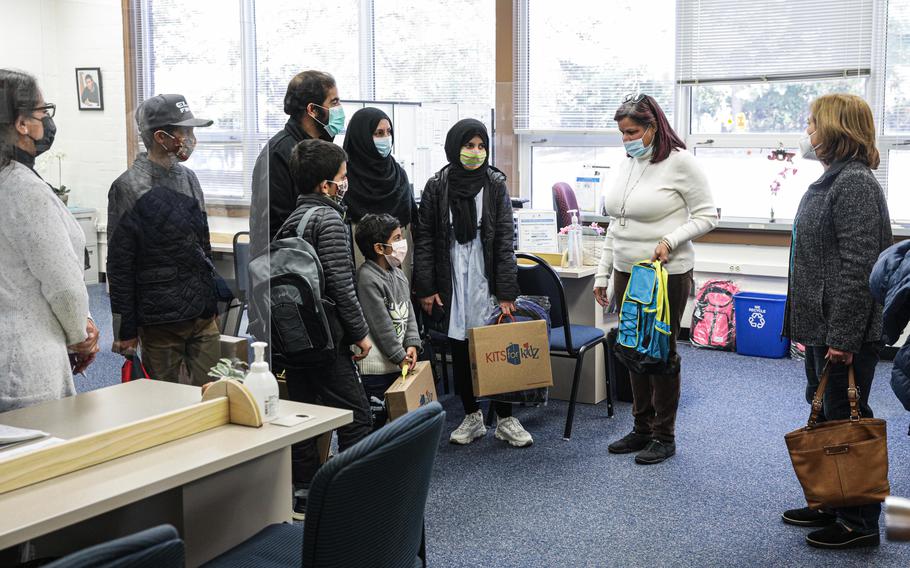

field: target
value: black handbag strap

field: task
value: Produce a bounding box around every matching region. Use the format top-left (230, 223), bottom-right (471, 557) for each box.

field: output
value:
top-left (808, 361), bottom-right (860, 428)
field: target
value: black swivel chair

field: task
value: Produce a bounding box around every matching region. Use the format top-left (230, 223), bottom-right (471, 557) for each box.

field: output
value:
top-left (515, 253), bottom-right (613, 439)
top-left (43, 525), bottom-right (184, 568)
top-left (202, 401), bottom-right (446, 568)
top-left (222, 231), bottom-right (251, 337)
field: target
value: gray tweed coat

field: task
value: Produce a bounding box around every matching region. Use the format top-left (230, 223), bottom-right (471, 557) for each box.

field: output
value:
top-left (783, 160), bottom-right (892, 353)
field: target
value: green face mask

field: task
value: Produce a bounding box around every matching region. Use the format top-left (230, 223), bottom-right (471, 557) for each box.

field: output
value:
top-left (460, 148), bottom-right (487, 170)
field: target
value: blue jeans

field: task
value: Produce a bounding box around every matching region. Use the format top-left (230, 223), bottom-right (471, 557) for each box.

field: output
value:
top-left (803, 342), bottom-right (882, 531)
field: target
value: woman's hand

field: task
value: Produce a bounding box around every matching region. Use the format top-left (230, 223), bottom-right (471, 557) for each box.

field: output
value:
top-left (593, 286), bottom-right (610, 308)
top-left (420, 294), bottom-right (443, 315)
top-left (402, 346), bottom-right (418, 371)
top-left (499, 301), bottom-right (516, 317)
top-left (71, 352), bottom-right (96, 374)
top-left (69, 319), bottom-right (100, 355)
top-left (651, 240), bottom-right (671, 264)
top-left (826, 346), bottom-right (854, 366)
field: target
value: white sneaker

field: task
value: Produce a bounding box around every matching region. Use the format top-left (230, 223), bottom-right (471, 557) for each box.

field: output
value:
top-left (494, 416), bottom-right (533, 447)
top-left (449, 410), bottom-right (486, 445)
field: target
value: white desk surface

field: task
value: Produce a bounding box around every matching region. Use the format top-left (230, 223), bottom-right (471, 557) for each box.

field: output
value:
top-left (0, 380), bottom-right (351, 548)
top-left (552, 266), bottom-right (597, 279)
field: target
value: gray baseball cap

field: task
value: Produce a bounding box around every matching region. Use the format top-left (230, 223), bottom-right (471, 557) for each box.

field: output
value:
top-left (136, 94), bottom-right (213, 132)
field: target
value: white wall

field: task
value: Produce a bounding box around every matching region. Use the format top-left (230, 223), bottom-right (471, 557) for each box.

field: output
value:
top-left (0, 0), bottom-right (127, 221)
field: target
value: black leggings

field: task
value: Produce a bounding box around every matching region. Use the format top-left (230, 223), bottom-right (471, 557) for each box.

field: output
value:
top-left (449, 338), bottom-right (512, 418)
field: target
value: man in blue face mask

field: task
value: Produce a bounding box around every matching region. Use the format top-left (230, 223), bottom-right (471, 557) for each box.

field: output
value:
top-left (250, 70), bottom-right (345, 258)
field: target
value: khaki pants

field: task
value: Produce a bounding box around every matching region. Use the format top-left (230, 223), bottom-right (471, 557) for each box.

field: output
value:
top-left (139, 317), bottom-right (221, 386)
top-left (612, 269), bottom-right (693, 443)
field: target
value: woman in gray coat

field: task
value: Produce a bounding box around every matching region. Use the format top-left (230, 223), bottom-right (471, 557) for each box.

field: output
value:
top-left (0, 69), bottom-right (98, 412)
top-left (780, 94), bottom-right (891, 549)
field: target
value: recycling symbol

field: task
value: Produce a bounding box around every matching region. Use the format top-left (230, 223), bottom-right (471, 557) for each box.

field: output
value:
top-left (748, 312), bottom-right (766, 329)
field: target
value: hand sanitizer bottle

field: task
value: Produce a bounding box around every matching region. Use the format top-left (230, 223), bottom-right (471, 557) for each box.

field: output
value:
top-left (244, 342), bottom-right (280, 422)
top-left (567, 209), bottom-right (583, 268)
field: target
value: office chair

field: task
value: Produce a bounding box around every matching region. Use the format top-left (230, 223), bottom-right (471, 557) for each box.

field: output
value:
top-left (43, 525), bottom-right (184, 568)
top-left (221, 231), bottom-right (251, 337)
top-left (202, 402), bottom-right (446, 568)
top-left (552, 182), bottom-right (580, 231)
top-left (515, 253), bottom-right (613, 439)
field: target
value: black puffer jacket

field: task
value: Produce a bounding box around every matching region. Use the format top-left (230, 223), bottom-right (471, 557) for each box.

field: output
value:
top-left (276, 194), bottom-right (369, 344)
top-left (107, 155), bottom-right (216, 340)
top-left (413, 166), bottom-right (519, 333)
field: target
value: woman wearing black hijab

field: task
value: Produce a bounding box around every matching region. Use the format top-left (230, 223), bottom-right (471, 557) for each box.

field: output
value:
top-left (343, 107), bottom-right (416, 274)
top-left (413, 118), bottom-right (530, 447)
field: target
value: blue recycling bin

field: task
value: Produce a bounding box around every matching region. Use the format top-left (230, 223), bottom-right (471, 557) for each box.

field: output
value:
top-left (733, 292), bottom-right (789, 358)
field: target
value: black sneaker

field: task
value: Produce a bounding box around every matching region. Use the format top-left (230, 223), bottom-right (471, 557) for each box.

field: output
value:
top-left (634, 439), bottom-right (675, 464)
top-left (782, 506), bottom-right (837, 527)
top-left (292, 487), bottom-right (308, 522)
top-left (806, 522), bottom-right (879, 549)
top-left (608, 431), bottom-right (652, 454)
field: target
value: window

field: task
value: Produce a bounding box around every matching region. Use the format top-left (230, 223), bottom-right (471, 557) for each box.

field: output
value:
top-left (885, 0), bottom-right (910, 134)
top-left (691, 78), bottom-right (867, 134)
top-left (131, 0), bottom-right (495, 202)
top-left (529, 145), bottom-right (625, 210)
top-left (887, 149), bottom-right (910, 221)
top-left (515, 0), bottom-right (676, 130)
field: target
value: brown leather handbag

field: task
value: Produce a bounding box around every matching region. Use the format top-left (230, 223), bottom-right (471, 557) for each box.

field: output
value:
top-left (785, 363), bottom-right (890, 509)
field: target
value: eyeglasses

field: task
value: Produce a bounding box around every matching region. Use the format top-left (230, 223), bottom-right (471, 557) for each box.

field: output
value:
top-left (622, 93), bottom-right (647, 105)
top-left (34, 103), bottom-right (56, 119)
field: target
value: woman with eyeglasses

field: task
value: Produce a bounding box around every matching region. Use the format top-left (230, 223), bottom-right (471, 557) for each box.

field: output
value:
top-left (342, 107), bottom-right (417, 276)
top-left (414, 119), bottom-right (532, 448)
top-left (593, 94), bottom-right (717, 464)
top-left (0, 69), bottom-right (98, 412)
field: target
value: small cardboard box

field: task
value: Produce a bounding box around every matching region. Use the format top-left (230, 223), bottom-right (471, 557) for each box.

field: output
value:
top-left (384, 361), bottom-right (437, 421)
top-left (468, 319), bottom-right (553, 397)
top-left (219, 335), bottom-right (249, 363)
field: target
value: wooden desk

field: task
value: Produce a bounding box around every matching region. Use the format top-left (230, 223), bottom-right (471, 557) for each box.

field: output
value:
top-left (0, 380), bottom-right (351, 566)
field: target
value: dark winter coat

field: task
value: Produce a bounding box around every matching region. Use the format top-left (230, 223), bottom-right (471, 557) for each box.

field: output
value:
top-left (107, 154), bottom-right (217, 341)
top-left (782, 160), bottom-right (892, 352)
top-left (276, 193), bottom-right (369, 344)
top-left (413, 166), bottom-right (519, 333)
top-left (870, 239), bottom-right (910, 410)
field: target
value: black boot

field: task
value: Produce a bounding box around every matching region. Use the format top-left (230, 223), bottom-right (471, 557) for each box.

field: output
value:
top-left (634, 439), bottom-right (675, 464)
top-left (608, 431), bottom-right (651, 454)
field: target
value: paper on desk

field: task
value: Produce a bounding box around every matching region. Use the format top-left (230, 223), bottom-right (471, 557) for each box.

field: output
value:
top-left (0, 424), bottom-right (48, 444)
top-left (0, 437), bottom-right (64, 462)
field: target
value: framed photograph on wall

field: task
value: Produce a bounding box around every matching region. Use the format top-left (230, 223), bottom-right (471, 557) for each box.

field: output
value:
top-left (75, 68), bottom-right (103, 111)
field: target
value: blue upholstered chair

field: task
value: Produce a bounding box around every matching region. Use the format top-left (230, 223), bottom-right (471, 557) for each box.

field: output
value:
top-left (515, 252), bottom-right (613, 439)
top-left (202, 401), bottom-right (446, 568)
top-left (43, 524), bottom-right (184, 568)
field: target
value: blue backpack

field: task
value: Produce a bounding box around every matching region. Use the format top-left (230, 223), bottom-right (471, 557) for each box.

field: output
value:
top-left (614, 260), bottom-right (677, 375)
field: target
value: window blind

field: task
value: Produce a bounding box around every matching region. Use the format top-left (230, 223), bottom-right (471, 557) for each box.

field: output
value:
top-left (676, 0), bottom-right (874, 85)
top-left (514, 0), bottom-right (676, 130)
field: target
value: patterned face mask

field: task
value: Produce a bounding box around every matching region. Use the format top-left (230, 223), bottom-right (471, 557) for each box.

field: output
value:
top-left (460, 148), bottom-right (487, 170)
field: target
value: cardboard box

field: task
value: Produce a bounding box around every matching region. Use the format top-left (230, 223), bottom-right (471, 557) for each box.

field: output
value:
top-left (468, 319), bottom-right (553, 397)
top-left (219, 335), bottom-right (249, 363)
top-left (384, 361), bottom-right (437, 421)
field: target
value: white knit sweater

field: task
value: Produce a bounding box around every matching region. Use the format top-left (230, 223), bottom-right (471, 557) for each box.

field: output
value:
top-left (594, 149), bottom-right (717, 287)
top-left (0, 161), bottom-right (89, 412)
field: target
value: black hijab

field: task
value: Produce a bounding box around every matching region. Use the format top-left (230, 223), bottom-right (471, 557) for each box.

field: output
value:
top-left (342, 107), bottom-right (413, 225)
top-left (444, 118), bottom-right (490, 244)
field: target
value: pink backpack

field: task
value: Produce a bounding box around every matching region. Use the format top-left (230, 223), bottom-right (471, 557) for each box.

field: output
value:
top-left (690, 280), bottom-right (739, 350)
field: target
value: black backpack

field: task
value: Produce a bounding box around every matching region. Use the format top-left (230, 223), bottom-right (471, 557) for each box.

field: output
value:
top-left (248, 206), bottom-right (340, 366)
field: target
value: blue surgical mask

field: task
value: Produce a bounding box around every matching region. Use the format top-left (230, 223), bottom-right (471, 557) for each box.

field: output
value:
top-left (623, 127), bottom-right (653, 159)
top-left (313, 104), bottom-right (346, 137)
top-left (374, 136), bottom-right (392, 158)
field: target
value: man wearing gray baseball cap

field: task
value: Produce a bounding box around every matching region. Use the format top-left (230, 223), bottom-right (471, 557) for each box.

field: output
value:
top-left (106, 94), bottom-right (225, 385)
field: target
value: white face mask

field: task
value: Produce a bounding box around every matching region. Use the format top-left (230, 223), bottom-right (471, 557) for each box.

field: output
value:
top-left (380, 239), bottom-right (408, 268)
top-left (799, 131), bottom-right (821, 161)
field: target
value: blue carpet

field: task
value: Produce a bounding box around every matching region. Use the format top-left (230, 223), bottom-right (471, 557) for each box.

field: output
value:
top-left (77, 284), bottom-right (910, 566)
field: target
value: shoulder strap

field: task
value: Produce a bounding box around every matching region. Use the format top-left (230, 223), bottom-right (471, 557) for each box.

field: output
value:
top-left (296, 206), bottom-right (328, 239)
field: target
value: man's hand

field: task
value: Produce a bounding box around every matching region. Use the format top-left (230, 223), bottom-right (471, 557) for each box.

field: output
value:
top-left (352, 337), bottom-right (372, 361)
top-left (112, 337), bottom-right (139, 356)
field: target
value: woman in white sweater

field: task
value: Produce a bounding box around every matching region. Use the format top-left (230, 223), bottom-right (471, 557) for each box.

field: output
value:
top-left (0, 69), bottom-right (98, 412)
top-left (593, 94), bottom-right (717, 464)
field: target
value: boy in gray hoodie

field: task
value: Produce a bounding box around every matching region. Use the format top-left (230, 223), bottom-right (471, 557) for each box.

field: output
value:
top-left (354, 213), bottom-right (421, 427)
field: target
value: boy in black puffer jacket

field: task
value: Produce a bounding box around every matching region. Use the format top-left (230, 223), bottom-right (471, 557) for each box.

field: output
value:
top-left (270, 139), bottom-right (373, 520)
